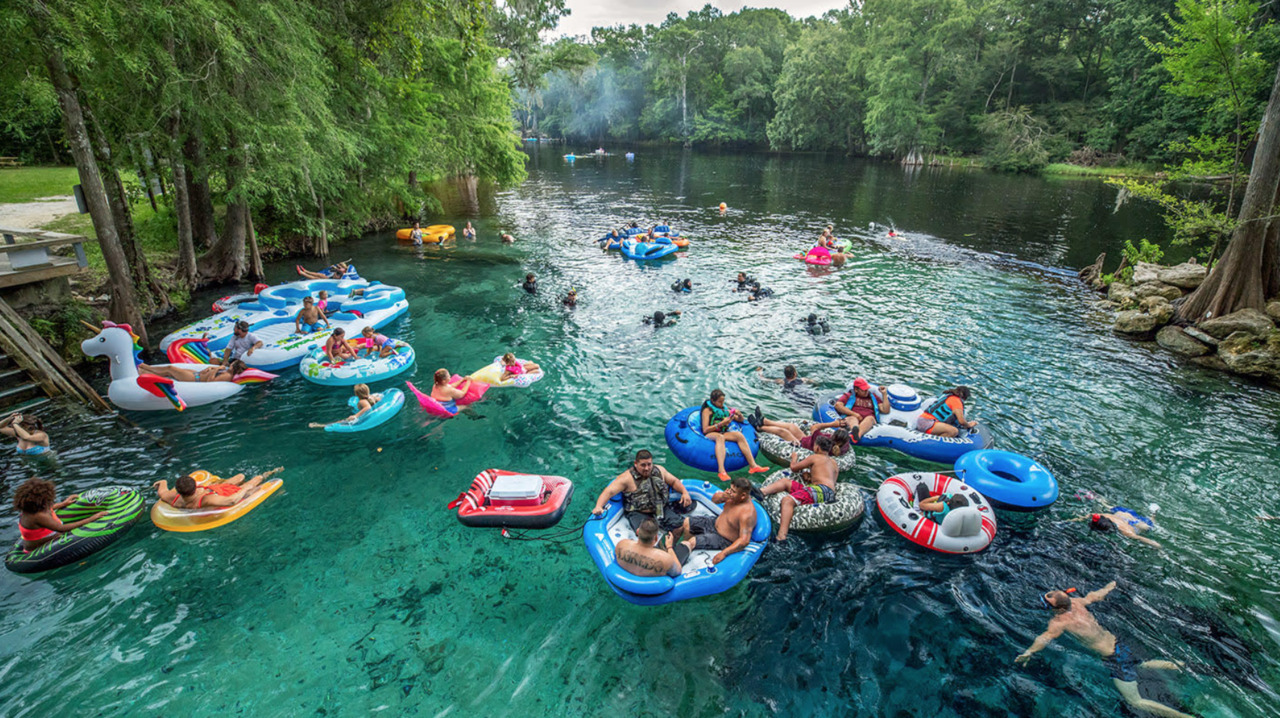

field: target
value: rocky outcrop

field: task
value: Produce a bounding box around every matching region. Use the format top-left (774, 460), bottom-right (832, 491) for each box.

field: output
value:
top-left (1107, 281), bottom-right (1136, 308)
top-left (1132, 282), bottom-right (1183, 302)
top-left (1267, 301), bottom-right (1280, 323)
top-left (1132, 262), bottom-right (1161, 284)
top-left (1156, 325), bottom-right (1210, 357)
top-left (1218, 330), bottom-right (1280, 383)
top-left (1156, 261), bottom-right (1207, 289)
top-left (1199, 308), bottom-right (1275, 340)
top-left (1182, 326), bottom-right (1220, 347)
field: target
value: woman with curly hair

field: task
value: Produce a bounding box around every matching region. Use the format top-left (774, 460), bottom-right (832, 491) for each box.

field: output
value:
top-left (13, 478), bottom-right (105, 551)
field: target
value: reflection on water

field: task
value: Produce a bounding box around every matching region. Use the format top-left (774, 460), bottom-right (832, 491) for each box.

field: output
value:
top-left (0, 149), bottom-right (1276, 716)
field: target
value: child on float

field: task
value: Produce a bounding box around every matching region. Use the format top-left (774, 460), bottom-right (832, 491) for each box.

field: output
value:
top-left (358, 326), bottom-right (396, 359)
top-left (498, 353), bottom-right (540, 382)
top-left (310, 384), bottom-right (381, 428)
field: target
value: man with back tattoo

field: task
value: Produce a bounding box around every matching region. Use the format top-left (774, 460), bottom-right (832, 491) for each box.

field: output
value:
top-left (614, 517), bottom-right (684, 577)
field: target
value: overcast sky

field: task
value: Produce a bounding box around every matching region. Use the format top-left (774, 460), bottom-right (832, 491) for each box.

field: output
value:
top-left (555, 0), bottom-right (851, 39)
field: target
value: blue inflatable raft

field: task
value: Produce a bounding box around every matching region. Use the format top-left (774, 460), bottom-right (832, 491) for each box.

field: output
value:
top-left (954, 449), bottom-right (1058, 510)
top-left (326, 388), bottom-right (405, 433)
top-left (583, 481), bottom-right (770, 606)
top-left (812, 384), bottom-right (993, 465)
top-left (621, 237), bottom-right (679, 260)
top-left (665, 406), bottom-right (760, 473)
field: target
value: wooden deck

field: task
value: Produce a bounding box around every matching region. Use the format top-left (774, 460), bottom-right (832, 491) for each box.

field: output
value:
top-left (0, 226), bottom-right (93, 289)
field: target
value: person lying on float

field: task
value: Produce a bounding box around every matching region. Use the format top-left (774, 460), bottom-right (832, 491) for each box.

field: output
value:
top-left (153, 468), bottom-right (283, 510)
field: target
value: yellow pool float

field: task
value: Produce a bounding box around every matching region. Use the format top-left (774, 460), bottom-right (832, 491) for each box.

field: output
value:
top-left (150, 470), bottom-right (283, 533)
top-left (469, 355), bottom-right (545, 388)
top-left (396, 225), bottom-right (455, 244)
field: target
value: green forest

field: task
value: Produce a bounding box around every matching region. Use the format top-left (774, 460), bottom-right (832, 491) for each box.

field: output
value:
top-left (522, 0), bottom-right (1279, 172)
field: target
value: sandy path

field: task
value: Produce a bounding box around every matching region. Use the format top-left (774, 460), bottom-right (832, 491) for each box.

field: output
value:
top-left (0, 196), bottom-right (79, 230)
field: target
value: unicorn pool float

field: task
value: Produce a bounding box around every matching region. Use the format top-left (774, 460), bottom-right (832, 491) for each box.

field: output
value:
top-left (81, 322), bottom-right (276, 412)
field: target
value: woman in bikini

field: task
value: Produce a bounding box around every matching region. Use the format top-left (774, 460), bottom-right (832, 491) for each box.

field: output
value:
top-left (138, 359), bottom-right (248, 383)
top-left (0, 412), bottom-right (50, 455)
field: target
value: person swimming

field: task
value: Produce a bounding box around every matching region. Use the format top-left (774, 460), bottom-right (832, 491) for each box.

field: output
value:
top-left (520, 273), bottom-right (536, 294)
top-left (804, 313), bottom-right (830, 334)
top-left (310, 384), bottom-right (381, 428)
top-left (672, 278), bottom-right (693, 293)
top-left (0, 412), bottom-right (50, 455)
top-left (562, 289), bottom-right (578, 307)
top-left (643, 310), bottom-right (681, 328)
top-left (462, 222), bottom-right (476, 239)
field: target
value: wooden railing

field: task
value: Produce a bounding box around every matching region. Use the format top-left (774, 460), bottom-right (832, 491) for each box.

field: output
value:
top-left (0, 226), bottom-right (94, 289)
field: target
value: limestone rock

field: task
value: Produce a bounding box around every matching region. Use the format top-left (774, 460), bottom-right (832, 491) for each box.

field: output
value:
top-left (1115, 310), bottom-right (1162, 334)
top-left (1267, 301), bottom-right (1280, 322)
top-left (1107, 282), bottom-right (1136, 308)
top-left (1218, 329), bottom-right (1280, 382)
top-left (1191, 355), bottom-right (1229, 372)
top-left (1156, 325), bottom-right (1209, 357)
top-left (1132, 262), bottom-right (1160, 284)
top-left (1139, 296), bottom-right (1174, 325)
top-left (1199, 308), bottom-right (1275, 340)
top-left (1182, 326), bottom-right (1220, 347)
top-left (1156, 262), bottom-right (1207, 289)
top-left (1132, 282), bottom-right (1182, 302)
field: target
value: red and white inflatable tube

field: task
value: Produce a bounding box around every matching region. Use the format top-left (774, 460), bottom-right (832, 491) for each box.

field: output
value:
top-left (448, 469), bottom-right (574, 530)
top-left (876, 472), bottom-right (996, 554)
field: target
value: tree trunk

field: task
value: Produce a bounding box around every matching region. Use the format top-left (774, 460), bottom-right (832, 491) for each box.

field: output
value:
top-left (39, 38), bottom-right (147, 343)
top-left (168, 115), bottom-right (197, 287)
top-left (303, 165), bottom-right (329, 257)
top-left (183, 133), bottom-right (218, 250)
top-left (1180, 62), bottom-right (1280, 321)
top-left (246, 211), bottom-right (264, 281)
top-left (197, 133), bottom-right (246, 282)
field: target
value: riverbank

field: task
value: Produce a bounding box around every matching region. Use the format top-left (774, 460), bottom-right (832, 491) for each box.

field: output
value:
top-left (1081, 257), bottom-right (1280, 386)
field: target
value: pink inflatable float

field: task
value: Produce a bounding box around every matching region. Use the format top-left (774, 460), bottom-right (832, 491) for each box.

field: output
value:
top-left (406, 376), bottom-right (489, 418)
top-left (793, 245), bottom-right (832, 266)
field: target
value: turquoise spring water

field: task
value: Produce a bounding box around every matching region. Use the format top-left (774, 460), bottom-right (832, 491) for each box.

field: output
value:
top-left (2, 149), bottom-right (1278, 716)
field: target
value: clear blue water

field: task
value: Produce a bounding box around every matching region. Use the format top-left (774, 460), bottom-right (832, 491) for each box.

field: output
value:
top-left (2, 149), bottom-right (1278, 716)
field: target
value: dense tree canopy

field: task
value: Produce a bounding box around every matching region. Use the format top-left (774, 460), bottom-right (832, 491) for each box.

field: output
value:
top-left (526, 0), bottom-right (1279, 169)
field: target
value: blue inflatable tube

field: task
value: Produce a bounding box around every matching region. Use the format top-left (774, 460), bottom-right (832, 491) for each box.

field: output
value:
top-left (954, 450), bottom-right (1058, 511)
top-left (620, 238), bottom-right (679, 260)
top-left (813, 389), bottom-right (993, 465)
top-left (583, 481), bottom-right (770, 606)
top-left (326, 388), bottom-right (405, 433)
top-left (665, 406), bottom-right (759, 473)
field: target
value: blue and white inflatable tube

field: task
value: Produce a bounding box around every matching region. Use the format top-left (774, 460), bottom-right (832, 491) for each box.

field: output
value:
top-left (620, 238), bottom-right (679, 260)
top-left (583, 481), bottom-right (769, 606)
top-left (812, 384), bottom-right (993, 465)
top-left (326, 388), bottom-right (405, 433)
top-left (665, 406), bottom-right (760, 473)
top-left (954, 450), bottom-right (1058, 511)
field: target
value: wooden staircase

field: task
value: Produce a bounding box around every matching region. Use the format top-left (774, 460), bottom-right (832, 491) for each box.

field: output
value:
top-left (0, 350), bottom-right (50, 412)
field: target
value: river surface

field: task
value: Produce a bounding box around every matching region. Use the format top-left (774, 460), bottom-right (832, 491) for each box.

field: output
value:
top-left (1, 149), bottom-right (1277, 717)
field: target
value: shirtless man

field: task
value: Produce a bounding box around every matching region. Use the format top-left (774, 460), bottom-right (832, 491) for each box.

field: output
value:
top-left (295, 296), bottom-right (329, 334)
top-left (677, 475), bottom-right (757, 564)
top-left (1017, 582), bottom-right (1191, 718)
top-left (591, 450), bottom-right (693, 533)
top-left (834, 378), bottom-right (890, 442)
top-left (757, 436), bottom-right (838, 541)
top-left (153, 467), bottom-right (283, 510)
top-left (1070, 510), bottom-right (1162, 548)
top-left (615, 517), bottom-right (684, 578)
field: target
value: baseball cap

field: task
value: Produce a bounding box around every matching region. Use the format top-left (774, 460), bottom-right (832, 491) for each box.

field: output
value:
top-left (852, 377), bottom-right (870, 391)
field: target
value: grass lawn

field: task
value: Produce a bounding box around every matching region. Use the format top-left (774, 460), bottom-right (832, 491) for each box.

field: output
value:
top-left (0, 166), bottom-right (81, 203)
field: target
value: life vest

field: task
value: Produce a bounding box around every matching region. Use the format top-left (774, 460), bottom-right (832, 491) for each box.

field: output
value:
top-left (838, 391), bottom-right (880, 422)
top-left (923, 394), bottom-right (964, 426)
top-left (702, 400), bottom-right (731, 425)
top-left (623, 465), bottom-right (666, 519)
